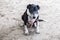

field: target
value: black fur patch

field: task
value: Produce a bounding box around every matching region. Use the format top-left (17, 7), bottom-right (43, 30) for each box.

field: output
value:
top-left (22, 10), bottom-right (28, 25)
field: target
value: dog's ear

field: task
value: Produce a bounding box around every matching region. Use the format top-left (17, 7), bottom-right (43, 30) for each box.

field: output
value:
top-left (27, 4), bottom-right (31, 9)
top-left (37, 5), bottom-right (40, 10)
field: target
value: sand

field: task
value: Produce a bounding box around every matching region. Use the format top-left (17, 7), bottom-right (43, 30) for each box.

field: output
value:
top-left (0, 0), bottom-right (60, 40)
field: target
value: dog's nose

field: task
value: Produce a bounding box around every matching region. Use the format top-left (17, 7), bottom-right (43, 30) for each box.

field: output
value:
top-left (33, 16), bottom-right (35, 19)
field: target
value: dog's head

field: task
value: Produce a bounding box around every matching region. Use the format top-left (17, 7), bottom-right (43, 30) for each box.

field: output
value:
top-left (27, 4), bottom-right (40, 19)
top-left (26, 4), bottom-right (40, 23)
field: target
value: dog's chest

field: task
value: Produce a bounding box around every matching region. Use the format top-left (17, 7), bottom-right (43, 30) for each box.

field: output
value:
top-left (28, 16), bottom-right (36, 24)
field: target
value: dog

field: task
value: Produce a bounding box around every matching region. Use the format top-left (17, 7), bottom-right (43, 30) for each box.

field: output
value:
top-left (22, 4), bottom-right (43, 35)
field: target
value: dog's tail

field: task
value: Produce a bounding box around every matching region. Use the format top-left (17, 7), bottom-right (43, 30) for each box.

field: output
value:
top-left (38, 19), bottom-right (45, 22)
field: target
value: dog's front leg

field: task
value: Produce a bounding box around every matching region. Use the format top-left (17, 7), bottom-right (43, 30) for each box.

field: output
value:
top-left (24, 25), bottom-right (29, 35)
top-left (35, 22), bottom-right (40, 34)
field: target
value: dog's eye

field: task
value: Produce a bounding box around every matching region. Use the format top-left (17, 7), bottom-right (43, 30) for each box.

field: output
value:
top-left (29, 16), bottom-right (32, 18)
top-left (34, 7), bottom-right (38, 11)
top-left (29, 10), bottom-right (33, 13)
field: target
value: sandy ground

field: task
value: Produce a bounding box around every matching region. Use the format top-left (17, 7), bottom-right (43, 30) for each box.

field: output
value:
top-left (0, 0), bottom-right (60, 40)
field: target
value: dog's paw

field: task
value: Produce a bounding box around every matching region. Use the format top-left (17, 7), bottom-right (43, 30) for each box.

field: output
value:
top-left (35, 32), bottom-right (40, 34)
top-left (35, 30), bottom-right (40, 34)
top-left (24, 31), bottom-right (30, 35)
top-left (24, 32), bottom-right (30, 35)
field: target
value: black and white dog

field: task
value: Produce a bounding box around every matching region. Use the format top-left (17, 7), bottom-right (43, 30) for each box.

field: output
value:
top-left (22, 4), bottom-right (43, 35)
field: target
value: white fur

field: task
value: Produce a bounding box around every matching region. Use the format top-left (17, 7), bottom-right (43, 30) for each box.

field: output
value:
top-left (35, 22), bottom-right (40, 33)
top-left (34, 22), bottom-right (37, 27)
top-left (27, 9), bottom-right (32, 17)
top-left (24, 25), bottom-right (29, 34)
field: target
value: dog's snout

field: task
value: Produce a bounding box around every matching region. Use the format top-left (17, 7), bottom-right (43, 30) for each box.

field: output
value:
top-left (33, 16), bottom-right (35, 19)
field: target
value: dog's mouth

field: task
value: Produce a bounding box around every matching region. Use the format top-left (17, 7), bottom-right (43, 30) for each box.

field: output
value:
top-left (28, 15), bottom-right (37, 24)
top-left (28, 19), bottom-right (35, 24)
